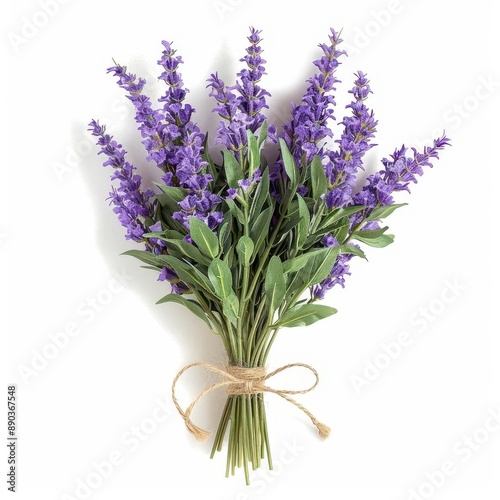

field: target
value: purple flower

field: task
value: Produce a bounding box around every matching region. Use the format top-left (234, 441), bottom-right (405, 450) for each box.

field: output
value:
top-left (88, 120), bottom-right (153, 243)
top-left (237, 168), bottom-right (262, 193)
top-left (234, 28), bottom-right (271, 132)
top-left (158, 266), bottom-right (177, 282)
top-left (351, 134), bottom-right (451, 226)
top-left (156, 41), bottom-right (221, 228)
top-left (107, 65), bottom-right (168, 171)
top-left (207, 27), bottom-right (272, 158)
top-left (325, 71), bottom-right (378, 208)
top-left (279, 29), bottom-right (346, 168)
top-left (323, 234), bottom-right (338, 248)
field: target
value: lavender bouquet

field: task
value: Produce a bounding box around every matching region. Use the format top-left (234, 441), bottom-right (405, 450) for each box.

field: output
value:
top-left (89, 28), bottom-right (449, 483)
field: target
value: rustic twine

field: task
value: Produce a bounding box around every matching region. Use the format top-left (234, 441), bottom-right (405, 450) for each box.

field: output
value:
top-left (171, 362), bottom-right (331, 443)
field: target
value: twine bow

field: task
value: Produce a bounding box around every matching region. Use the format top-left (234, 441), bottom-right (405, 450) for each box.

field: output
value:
top-left (171, 362), bottom-right (331, 443)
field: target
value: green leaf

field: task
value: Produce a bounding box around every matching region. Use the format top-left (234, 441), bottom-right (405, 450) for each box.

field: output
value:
top-left (226, 198), bottom-right (246, 225)
top-left (223, 149), bottom-right (244, 189)
top-left (165, 239), bottom-right (212, 266)
top-left (296, 195), bottom-right (310, 248)
top-left (250, 168), bottom-right (270, 224)
top-left (355, 226), bottom-right (389, 239)
top-left (257, 120), bottom-right (268, 150)
top-left (274, 304), bottom-right (337, 328)
top-left (154, 185), bottom-right (188, 213)
top-left (340, 244), bottom-right (367, 260)
top-left (278, 200), bottom-right (300, 235)
top-left (208, 258), bottom-right (234, 299)
top-left (279, 138), bottom-right (299, 187)
top-left (156, 294), bottom-right (212, 329)
top-left (189, 217), bottom-right (219, 259)
top-left (368, 203), bottom-right (407, 220)
top-left (156, 255), bottom-right (213, 294)
top-left (223, 294), bottom-right (239, 326)
top-left (164, 229), bottom-right (185, 240)
top-left (140, 265), bottom-right (162, 272)
top-left (246, 130), bottom-right (260, 176)
top-left (250, 206), bottom-right (273, 256)
top-left (353, 233), bottom-right (395, 248)
top-left (236, 236), bottom-right (254, 266)
top-left (282, 247), bottom-right (337, 274)
top-left (334, 222), bottom-right (350, 245)
top-left (121, 249), bottom-right (162, 268)
top-left (310, 155), bottom-right (328, 200)
top-left (319, 205), bottom-right (365, 230)
top-left (304, 246), bottom-right (340, 287)
top-left (219, 220), bottom-right (232, 254)
top-left (265, 256), bottom-right (286, 316)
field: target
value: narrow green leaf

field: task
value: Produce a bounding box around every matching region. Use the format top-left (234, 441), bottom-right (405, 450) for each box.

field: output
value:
top-left (257, 120), bottom-right (268, 150)
top-left (246, 130), bottom-right (260, 176)
top-left (340, 244), bottom-right (367, 260)
top-left (154, 185), bottom-right (188, 214)
top-left (368, 203), bottom-right (407, 220)
top-left (274, 304), bottom-right (337, 328)
top-left (265, 256), bottom-right (286, 315)
top-left (296, 195), bottom-right (310, 248)
top-left (334, 222), bottom-right (350, 245)
top-left (223, 294), bottom-right (239, 326)
top-left (208, 258), bottom-right (234, 299)
top-left (156, 255), bottom-right (214, 294)
top-left (305, 246), bottom-right (340, 287)
top-left (236, 236), bottom-right (254, 266)
top-left (156, 294), bottom-right (212, 329)
top-left (310, 155), bottom-right (328, 200)
top-left (189, 217), bottom-right (219, 259)
top-left (226, 198), bottom-right (246, 225)
top-left (165, 239), bottom-right (212, 266)
top-left (219, 220), bottom-right (232, 254)
top-left (319, 205), bottom-right (365, 230)
top-left (355, 226), bottom-right (389, 239)
top-left (223, 149), bottom-right (244, 189)
top-left (122, 249), bottom-right (162, 268)
top-left (282, 247), bottom-right (337, 274)
top-left (140, 265), bottom-right (162, 272)
top-left (250, 206), bottom-right (273, 255)
top-left (353, 233), bottom-right (395, 248)
top-left (279, 138), bottom-right (299, 186)
top-left (250, 168), bottom-right (270, 224)
top-left (164, 229), bottom-right (185, 240)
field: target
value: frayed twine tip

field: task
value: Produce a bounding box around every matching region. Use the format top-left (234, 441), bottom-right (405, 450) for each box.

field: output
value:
top-left (317, 422), bottom-right (331, 439)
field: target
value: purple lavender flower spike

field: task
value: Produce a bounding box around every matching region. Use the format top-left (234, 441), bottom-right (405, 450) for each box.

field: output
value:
top-left (352, 134), bottom-right (451, 224)
top-left (325, 71), bottom-right (378, 208)
top-left (157, 41), bottom-right (222, 228)
top-left (88, 120), bottom-right (154, 242)
top-left (208, 27), bottom-right (272, 158)
top-left (280, 29), bottom-right (346, 168)
top-left (106, 65), bottom-right (168, 170)
top-left (234, 27), bottom-right (271, 132)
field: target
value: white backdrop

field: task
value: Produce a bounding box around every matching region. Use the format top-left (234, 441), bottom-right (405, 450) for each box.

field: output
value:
top-left (1, 1), bottom-right (499, 499)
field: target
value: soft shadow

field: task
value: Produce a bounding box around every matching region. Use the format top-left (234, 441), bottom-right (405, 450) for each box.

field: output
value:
top-left (77, 116), bottom-right (226, 434)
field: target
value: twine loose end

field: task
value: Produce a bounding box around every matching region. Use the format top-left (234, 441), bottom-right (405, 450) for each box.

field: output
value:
top-left (186, 421), bottom-right (211, 443)
top-left (317, 422), bottom-right (331, 439)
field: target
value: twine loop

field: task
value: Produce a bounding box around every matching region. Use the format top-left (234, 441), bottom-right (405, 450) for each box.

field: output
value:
top-left (171, 362), bottom-right (330, 443)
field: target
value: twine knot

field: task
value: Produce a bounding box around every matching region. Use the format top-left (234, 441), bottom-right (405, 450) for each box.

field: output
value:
top-left (225, 366), bottom-right (266, 395)
top-left (171, 362), bottom-right (331, 443)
